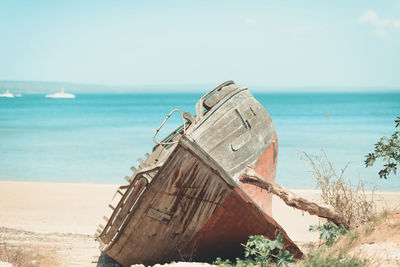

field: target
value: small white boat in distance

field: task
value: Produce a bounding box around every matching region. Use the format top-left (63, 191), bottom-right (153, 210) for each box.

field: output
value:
top-left (0, 90), bottom-right (15, 98)
top-left (45, 88), bottom-right (75, 99)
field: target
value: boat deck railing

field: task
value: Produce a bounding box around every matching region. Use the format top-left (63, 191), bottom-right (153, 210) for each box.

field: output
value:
top-left (96, 164), bottom-right (162, 249)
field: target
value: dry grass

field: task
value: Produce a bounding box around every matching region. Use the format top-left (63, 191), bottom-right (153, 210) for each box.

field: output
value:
top-left (0, 227), bottom-right (100, 266)
top-left (302, 150), bottom-right (376, 228)
top-left (0, 242), bottom-right (58, 267)
top-left (328, 210), bottom-right (400, 266)
top-left (361, 207), bottom-right (396, 234)
top-left (297, 211), bottom-right (400, 266)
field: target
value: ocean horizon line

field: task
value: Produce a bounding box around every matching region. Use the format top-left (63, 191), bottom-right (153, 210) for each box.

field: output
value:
top-left (1, 80), bottom-right (400, 94)
top-left (4, 91), bottom-right (400, 96)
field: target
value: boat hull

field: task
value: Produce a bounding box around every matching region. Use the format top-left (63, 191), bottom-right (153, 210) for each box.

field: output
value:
top-left (101, 137), bottom-right (301, 266)
top-left (96, 82), bottom-right (301, 266)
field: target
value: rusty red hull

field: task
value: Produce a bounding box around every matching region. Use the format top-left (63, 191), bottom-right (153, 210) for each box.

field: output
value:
top-left (179, 136), bottom-right (300, 262)
top-left (180, 186), bottom-right (301, 262)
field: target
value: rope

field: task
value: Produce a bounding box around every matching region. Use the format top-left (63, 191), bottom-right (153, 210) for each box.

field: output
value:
top-left (153, 109), bottom-right (186, 145)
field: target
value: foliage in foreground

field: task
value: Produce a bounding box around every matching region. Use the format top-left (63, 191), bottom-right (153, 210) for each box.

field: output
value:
top-left (301, 224), bottom-right (366, 266)
top-left (214, 234), bottom-right (295, 267)
top-left (309, 224), bottom-right (348, 247)
top-left (302, 150), bottom-right (376, 227)
top-left (365, 116), bottom-right (400, 179)
top-left (214, 230), bottom-right (366, 266)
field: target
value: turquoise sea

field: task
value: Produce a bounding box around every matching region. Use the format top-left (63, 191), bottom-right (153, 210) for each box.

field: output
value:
top-left (1, 92), bottom-right (399, 190)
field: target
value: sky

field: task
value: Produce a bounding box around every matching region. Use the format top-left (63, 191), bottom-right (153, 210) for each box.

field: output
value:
top-left (0, 0), bottom-right (400, 90)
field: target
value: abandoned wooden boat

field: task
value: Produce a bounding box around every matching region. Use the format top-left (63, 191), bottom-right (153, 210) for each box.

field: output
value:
top-left (96, 81), bottom-right (302, 266)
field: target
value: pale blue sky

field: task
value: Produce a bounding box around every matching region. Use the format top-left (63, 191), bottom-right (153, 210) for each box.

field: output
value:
top-left (1, 0), bottom-right (400, 89)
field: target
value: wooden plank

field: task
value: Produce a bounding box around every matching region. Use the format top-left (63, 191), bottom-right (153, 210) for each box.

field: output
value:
top-left (138, 158), bottom-right (145, 167)
top-left (203, 83), bottom-right (237, 109)
top-left (146, 208), bottom-right (172, 224)
top-left (130, 166), bottom-right (137, 172)
top-left (100, 177), bottom-right (148, 244)
top-left (104, 141), bottom-right (232, 266)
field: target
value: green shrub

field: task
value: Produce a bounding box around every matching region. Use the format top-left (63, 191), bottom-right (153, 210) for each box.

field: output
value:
top-left (309, 224), bottom-right (348, 247)
top-left (214, 234), bottom-right (295, 267)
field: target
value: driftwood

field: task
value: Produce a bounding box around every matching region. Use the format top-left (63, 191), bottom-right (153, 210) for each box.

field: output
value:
top-left (239, 168), bottom-right (351, 229)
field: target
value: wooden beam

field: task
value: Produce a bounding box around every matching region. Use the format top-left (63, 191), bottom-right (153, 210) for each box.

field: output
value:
top-left (138, 158), bottom-right (145, 167)
top-left (130, 166), bottom-right (137, 172)
top-left (239, 167), bottom-right (351, 229)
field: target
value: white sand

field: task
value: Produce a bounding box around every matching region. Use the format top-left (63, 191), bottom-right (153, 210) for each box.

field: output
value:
top-left (0, 181), bottom-right (118, 234)
top-left (0, 180), bottom-right (399, 243)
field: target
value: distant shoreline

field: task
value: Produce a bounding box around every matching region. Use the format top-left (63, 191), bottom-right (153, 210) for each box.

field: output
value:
top-left (1, 80), bottom-right (400, 94)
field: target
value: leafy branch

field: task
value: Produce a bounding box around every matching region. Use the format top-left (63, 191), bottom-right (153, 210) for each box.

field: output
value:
top-left (309, 224), bottom-right (348, 247)
top-left (365, 116), bottom-right (400, 179)
top-left (215, 234), bottom-right (295, 267)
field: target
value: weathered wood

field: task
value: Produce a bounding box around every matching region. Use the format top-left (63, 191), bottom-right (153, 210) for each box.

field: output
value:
top-left (239, 167), bottom-right (351, 229)
top-left (103, 139), bottom-right (232, 265)
top-left (130, 166), bottom-right (137, 173)
top-left (188, 88), bottom-right (275, 178)
top-left (138, 158), bottom-right (145, 167)
top-left (146, 208), bottom-right (172, 224)
top-left (119, 184), bottom-right (129, 190)
top-left (97, 81), bottom-right (296, 265)
top-left (101, 177), bottom-right (148, 244)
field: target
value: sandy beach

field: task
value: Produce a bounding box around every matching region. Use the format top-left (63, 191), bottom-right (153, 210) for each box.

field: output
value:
top-left (1, 180), bottom-right (399, 266)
